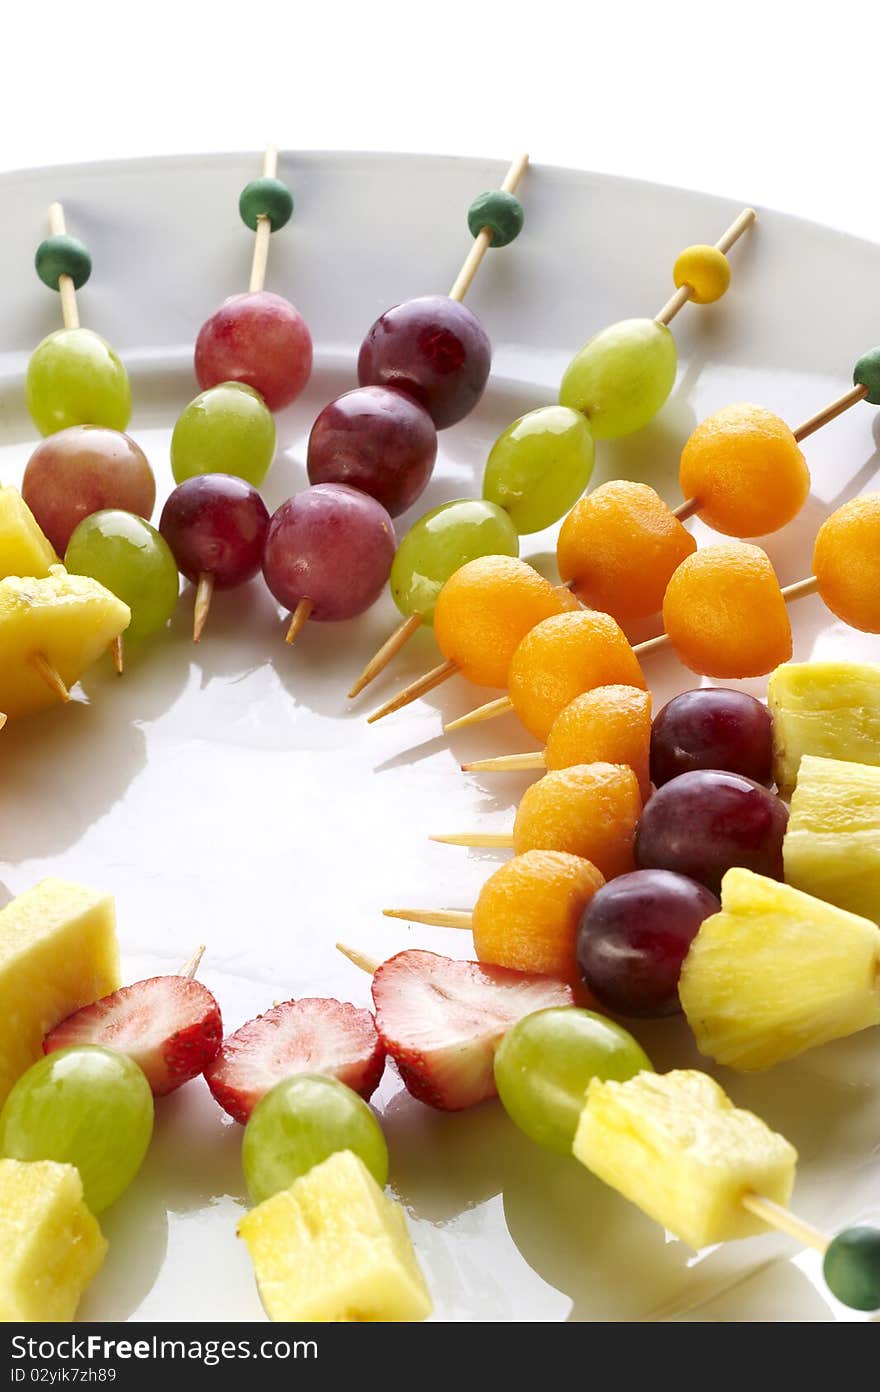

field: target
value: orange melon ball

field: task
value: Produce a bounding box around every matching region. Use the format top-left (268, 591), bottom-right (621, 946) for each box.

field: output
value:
top-left (813, 495), bottom-right (880, 632)
top-left (472, 849), bottom-right (604, 987)
top-left (557, 480), bottom-right (696, 621)
top-left (544, 685), bottom-right (652, 799)
top-left (662, 542), bottom-right (792, 677)
top-left (512, 762), bottom-right (642, 880)
top-left (508, 610), bottom-right (647, 742)
top-left (433, 555), bottom-right (569, 689)
top-left (679, 403), bottom-right (809, 538)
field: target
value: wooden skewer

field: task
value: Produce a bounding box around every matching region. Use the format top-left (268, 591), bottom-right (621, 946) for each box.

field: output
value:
top-left (739, 1193), bottom-right (828, 1253)
top-left (654, 207), bottom-right (756, 326)
top-left (462, 750), bottom-right (546, 773)
top-left (367, 658), bottom-right (458, 723)
top-left (431, 831), bottom-right (513, 848)
top-left (352, 156), bottom-right (529, 702)
top-left (383, 907), bottom-right (473, 929)
top-left (30, 653), bottom-right (70, 704)
top-left (285, 598), bottom-right (313, 645)
top-left (48, 202), bottom-right (79, 330)
top-left (336, 941), bottom-right (381, 975)
top-left (0, 714), bottom-right (6, 732)
top-left (249, 146), bottom-right (278, 295)
top-left (193, 573), bottom-right (214, 644)
top-left (349, 613), bottom-right (423, 699)
top-left (179, 945), bottom-right (206, 980)
top-left (110, 636), bottom-right (124, 675)
top-left (448, 153), bottom-right (529, 303)
top-left (439, 575), bottom-right (822, 732)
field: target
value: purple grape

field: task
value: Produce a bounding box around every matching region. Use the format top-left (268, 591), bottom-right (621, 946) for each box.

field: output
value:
top-left (159, 474), bottom-right (270, 588)
top-left (357, 295), bottom-right (491, 429)
top-left (307, 386), bottom-right (437, 517)
top-left (576, 869), bottom-right (719, 1017)
top-left (651, 687), bottom-right (773, 787)
top-left (262, 483), bottom-right (396, 621)
top-left (635, 769), bottom-right (788, 895)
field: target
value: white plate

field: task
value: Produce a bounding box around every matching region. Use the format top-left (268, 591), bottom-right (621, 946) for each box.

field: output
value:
top-left (0, 152), bottom-right (878, 1324)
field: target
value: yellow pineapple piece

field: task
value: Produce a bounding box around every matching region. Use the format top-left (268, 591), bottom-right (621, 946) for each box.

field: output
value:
top-left (0, 878), bottom-right (120, 1104)
top-left (0, 1158), bottom-right (106, 1321)
top-left (0, 567), bottom-right (129, 718)
top-left (785, 755), bottom-right (880, 923)
top-left (769, 661), bottom-right (880, 797)
top-left (0, 486), bottom-right (57, 579)
top-left (238, 1150), bottom-right (433, 1322)
top-left (679, 867), bottom-right (880, 1071)
top-left (573, 1069), bottom-right (796, 1250)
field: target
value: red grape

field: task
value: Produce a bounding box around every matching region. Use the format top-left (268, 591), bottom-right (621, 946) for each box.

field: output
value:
top-left (576, 869), bottom-right (719, 1017)
top-left (195, 292), bottom-right (312, 412)
top-left (357, 295), bottom-right (491, 429)
top-left (262, 484), bottom-right (396, 621)
top-left (651, 687), bottom-right (773, 787)
top-left (159, 475), bottom-right (270, 587)
top-left (307, 386), bottom-right (437, 517)
top-left (635, 769), bottom-right (788, 894)
top-left (22, 425), bottom-right (156, 553)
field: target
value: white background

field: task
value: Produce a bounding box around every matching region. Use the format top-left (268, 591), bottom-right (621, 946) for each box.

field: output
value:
top-left (3, 0), bottom-right (878, 241)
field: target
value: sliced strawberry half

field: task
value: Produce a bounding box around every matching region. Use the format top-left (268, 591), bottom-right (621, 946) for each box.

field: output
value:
top-left (372, 949), bottom-right (574, 1112)
top-left (205, 997), bottom-right (385, 1124)
top-left (44, 976), bottom-right (223, 1097)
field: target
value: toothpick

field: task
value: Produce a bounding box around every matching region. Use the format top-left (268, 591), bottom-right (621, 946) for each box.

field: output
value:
top-left (48, 202), bottom-right (79, 330)
top-left (110, 636), bottom-right (124, 675)
top-left (654, 207), bottom-right (756, 326)
top-left (179, 945), bottom-right (206, 980)
top-left (430, 831), bottom-right (513, 848)
top-left (740, 1193), bottom-right (828, 1254)
top-left (285, 598), bottom-right (313, 645)
top-left (382, 907), bottom-right (473, 929)
top-left (249, 146), bottom-right (278, 294)
top-left (367, 658), bottom-right (458, 723)
top-left (30, 653), bottom-right (70, 704)
top-left (336, 942), bottom-right (381, 975)
top-left (193, 573), bottom-right (214, 643)
top-left (349, 614), bottom-right (424, 699)
top-left (449, 153), bottom-right (529, 303)
top-left (462, 751), bottom-right (546, 773)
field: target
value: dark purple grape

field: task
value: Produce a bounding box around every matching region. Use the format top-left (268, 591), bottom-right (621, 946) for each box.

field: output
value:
top-left (357, 295), bottom-right (491, 429)
top-left (576, 869), bottom-right (719, 1017)
top-left (159, 474), bottom-right (270, 588)
top-left (262, 483), bottom-right (395, 621)
top-left (635, 769), bottom-right (788, 895)
top-left (651, 687), bottom-right (773, 787)
top-left (307, 386), bottom-right (437, 517)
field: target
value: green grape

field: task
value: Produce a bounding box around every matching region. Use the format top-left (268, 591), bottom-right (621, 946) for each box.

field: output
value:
top-left (558, 318), bottom-right (677, 440)
top-left (0, 1046), bottom-right (153, 1212)
top-left (483, 405), bottom-right (595, 534)
top-left (242, 1074), bottom-right (388, 1206)
top-left (494, 1007), bottom-right (652, 1155)
top-left (171, 382), bottom-right (276, 486)
top-left (65, 509), bottom-right (180, 641)
top-left (390, 498), bottom-right (519, 624)
top-left (26, 329), bottom-right (132, 437)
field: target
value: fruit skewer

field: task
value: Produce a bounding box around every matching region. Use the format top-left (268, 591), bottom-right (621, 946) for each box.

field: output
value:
top-left (276, 156), bottom-right (529, 651)
top-left (23, 205), bottom-right (135, 690)
top-left (443, 491), bottom-right (880, 736)
top-left (354, 206), bottom-right (756, 700)
top-left (166, 148), bottom-right (311, 640)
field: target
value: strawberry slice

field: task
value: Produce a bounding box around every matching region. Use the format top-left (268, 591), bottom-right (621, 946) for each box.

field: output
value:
top-left (372, 949), bottom-right (574, 1111)
top-left (44, 976), bottom-right (223, 1097)
top-left (205, 997), bottom-right (385, 1124)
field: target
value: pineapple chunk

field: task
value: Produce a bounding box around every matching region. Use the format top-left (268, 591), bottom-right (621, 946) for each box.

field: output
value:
top-left (0, 567), bottom-right (129, 718)
top-left (573, 1070), bottom-right (796, 1250)
top-left (679, 867), bottom-right (880, 1071)
top-left (0, 878), bottom-right (120, 1105)
top-left (0, 486), bottom-right (57, 580)
top-left (0, 1158), bottom-right (106, 1321)
top-left (769, 661), bottom-right (880, 797)
top-left (785, 755), bottom-right (880, 923)
top-left (238, 1150), bottom-right (432, 1322)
